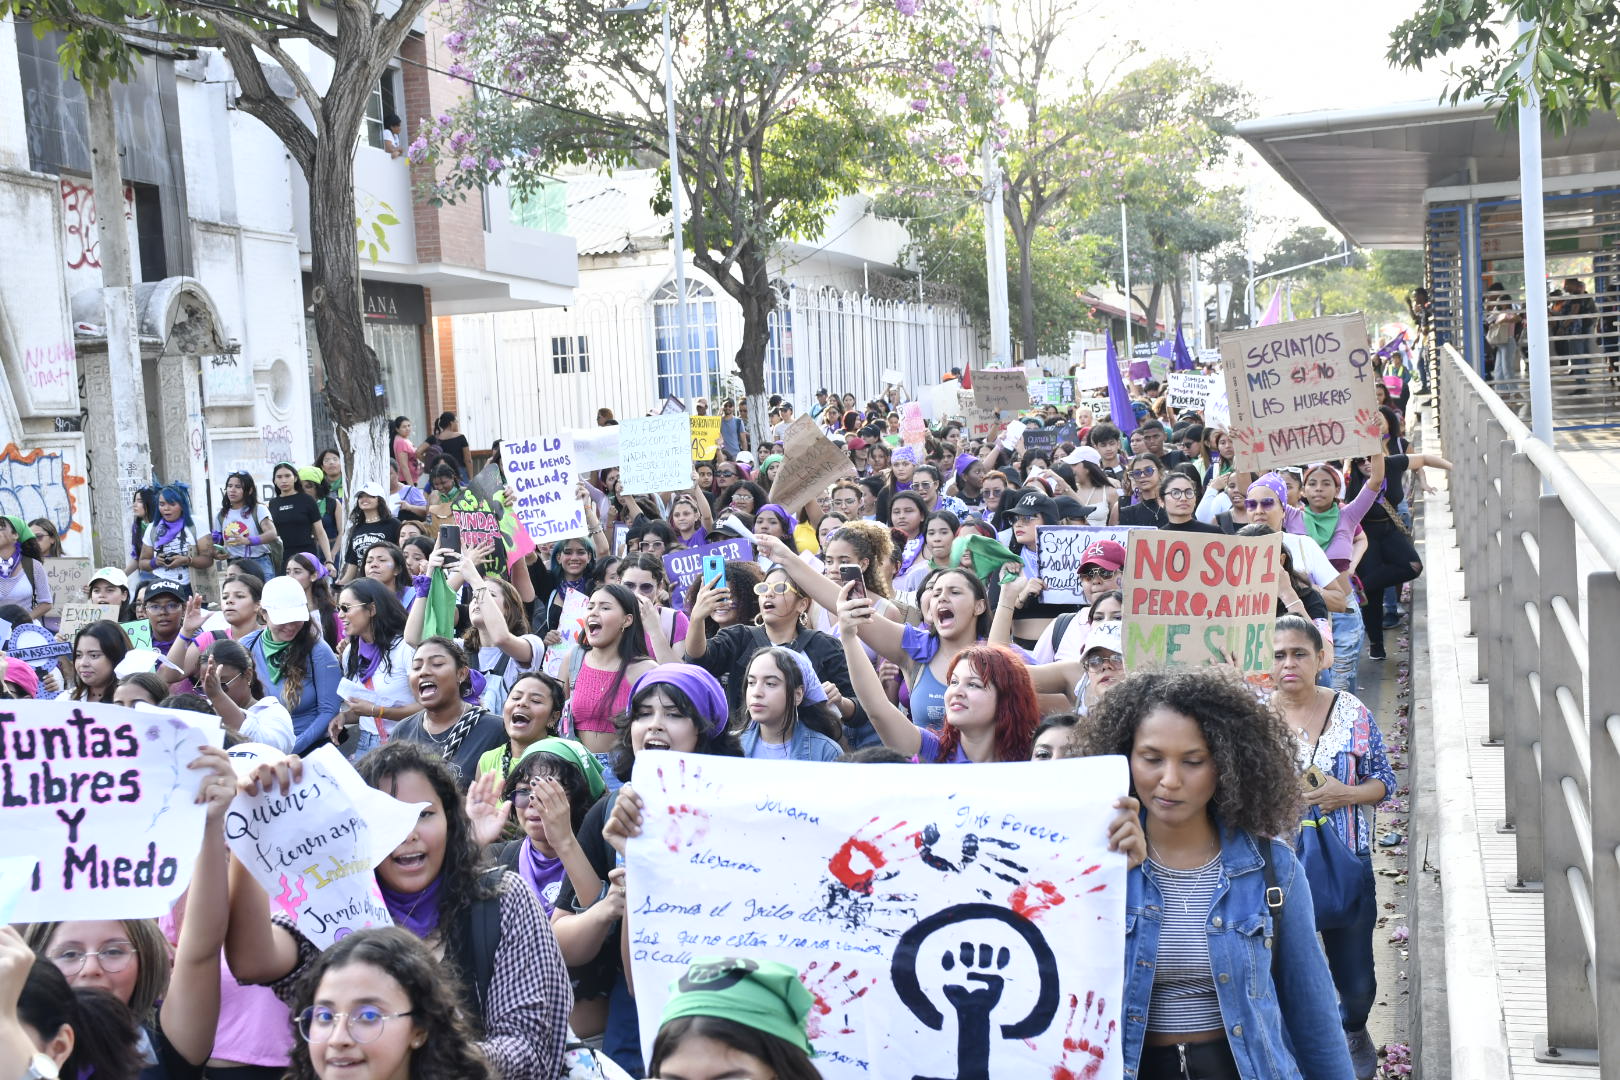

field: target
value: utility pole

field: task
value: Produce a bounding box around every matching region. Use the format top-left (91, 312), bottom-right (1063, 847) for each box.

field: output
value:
top-left (1120, 200), bottom-right (1132, 355)
top-left (1190, 252), bottom-right (1205, 349)
top-left (980, 5), bottom-right (1010, 367)
top-left (83, 88), bottom-right (153, 568)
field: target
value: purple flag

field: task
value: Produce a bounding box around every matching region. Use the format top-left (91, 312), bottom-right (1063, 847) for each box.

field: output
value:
top-left (1258, 285), bottom-right (1284, 327)
top-left (1128, 360), bottom-right (1152, 381)
top-left (1172, 325), bottom-right (1196, 371)
top-left (1105, 333), bottom-right (1138, 435)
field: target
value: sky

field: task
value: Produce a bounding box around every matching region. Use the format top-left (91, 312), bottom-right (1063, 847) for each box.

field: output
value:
top-left (1083, 0), bottom-right (1466, 253)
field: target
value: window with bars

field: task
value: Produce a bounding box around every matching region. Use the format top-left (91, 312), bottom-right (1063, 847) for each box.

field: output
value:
top-left (551, 335), bottom-right (590, 374)
top-left (653, 279), bottom-right (722, 399)
top-left (765, 305), bottom-right (794, 397)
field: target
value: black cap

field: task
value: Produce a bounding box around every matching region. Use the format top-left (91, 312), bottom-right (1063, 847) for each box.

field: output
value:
top-left (145, 580), bottom-right (186, 600)
top-left (1008, 490), bottom-right (1058, 525)
top-left (1053, 496), bottom-right (1096, 522)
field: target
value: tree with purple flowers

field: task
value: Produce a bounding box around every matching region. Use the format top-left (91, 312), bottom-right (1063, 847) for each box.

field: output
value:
top-left (416, 0), bottom-right (989, 441)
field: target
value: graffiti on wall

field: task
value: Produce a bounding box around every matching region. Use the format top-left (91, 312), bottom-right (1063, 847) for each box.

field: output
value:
top-left (0, 445), bottom-right (87, 538)
top-left (59, 178), bottom-right (134, 272)
top-left (22, 344), bottom-right (74, 398)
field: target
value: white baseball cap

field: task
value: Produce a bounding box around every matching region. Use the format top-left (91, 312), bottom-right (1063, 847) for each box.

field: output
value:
top-left (261, 576), bottom-right (311, 625)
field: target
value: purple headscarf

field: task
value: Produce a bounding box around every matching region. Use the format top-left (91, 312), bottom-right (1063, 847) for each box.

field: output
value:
top-left (1249, 472), bottom-right (1290, 507)
top-left (630, 663), bottom-right (728, 736)
top-left (757, 504), bottom-right (798, 535)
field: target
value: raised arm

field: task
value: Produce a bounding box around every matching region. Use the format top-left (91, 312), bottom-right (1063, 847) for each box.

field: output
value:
top-left (160, 746), bottom-right (234, 1065)
top-left (755, 533), bottom-right (910, 662)
top-left (837, 583), bottom-right (922, 758)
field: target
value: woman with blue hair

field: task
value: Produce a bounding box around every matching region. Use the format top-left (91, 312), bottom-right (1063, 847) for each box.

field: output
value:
top-left (137, 483), bottom-right (213, 599)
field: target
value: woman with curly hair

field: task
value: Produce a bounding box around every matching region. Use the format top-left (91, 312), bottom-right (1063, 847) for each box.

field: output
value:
top-left (1073, 669), bottom-right (1354, 1080)
top-left (286, 925), bottom-right (492, 1080)
top-left (226, 743), bottom-right (572, 1080)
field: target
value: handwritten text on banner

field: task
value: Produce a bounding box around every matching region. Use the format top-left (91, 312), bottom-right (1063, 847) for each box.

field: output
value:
top-left (505, 436), bottom-right (586, 543)
top-left (4, 701), bottom-right (210, 922)
top-left (627, 752), bottom-right (1128, 1080)
top-left (620, 415), bottom-right (693, 495)
top-left (1036, 525), bottom-right (1145, 606)
top-left (1218, 313), bottom-right (1381, 473)
top-left (1123, 531), bottom-right (1281, 676)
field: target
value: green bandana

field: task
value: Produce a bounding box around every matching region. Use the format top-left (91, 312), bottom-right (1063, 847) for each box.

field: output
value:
top-left (3, 516), bottom-right (34, 544)
top-left (259, 631), bottom-right (293, 680)
top-left (949, 534), bottom-right (1022, 583)
top-left (516, 737), bottom-right (607, 800)
top-left (1302, 504), bottom-right (1340, 551)
top-left (660, 958), bottom-right (814, 1055)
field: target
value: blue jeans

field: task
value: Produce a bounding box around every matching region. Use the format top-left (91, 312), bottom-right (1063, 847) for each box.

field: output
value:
top-left (230, 554), bottom-right (277, 582)
top-left (1319, 851), bottom-right (1379, 1031)
top-left (603, 971), bottom-right (644, 1076)
top-left (1319, 610), bottom-right (1363, 693)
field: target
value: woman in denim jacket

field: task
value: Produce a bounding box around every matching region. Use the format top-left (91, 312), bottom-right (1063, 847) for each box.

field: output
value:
top-left (1076, 669), bottom-right (1354, 1080)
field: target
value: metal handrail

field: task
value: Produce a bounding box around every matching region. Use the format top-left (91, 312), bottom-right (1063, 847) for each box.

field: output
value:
top-left (1438, 343), bottom-right (1620, 1069)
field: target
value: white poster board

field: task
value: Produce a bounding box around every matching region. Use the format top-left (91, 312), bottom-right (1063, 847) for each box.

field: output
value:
top-left (1166, 372), bottom-right (1215, 413)
top-left (568, 426), bottom-right (622, 473)
top-left (223, 744), bottom-right (425, 948)
top-left (620, 415), bottom-right (693, 495)
top-left (1035, 525), bottom-right (1145, 605)
top-left (627, 753), bottom-right (1128, 1080)
top-left (505, 435), bottom-right (587, 542)
top-left (5, 701), bottom-right (210, 922)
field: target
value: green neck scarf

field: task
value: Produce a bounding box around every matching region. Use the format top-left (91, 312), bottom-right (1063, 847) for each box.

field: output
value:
top-left (259, 631), bottom-right (294, 679)
top-left (1302, 504), bottom-right (1340, 550)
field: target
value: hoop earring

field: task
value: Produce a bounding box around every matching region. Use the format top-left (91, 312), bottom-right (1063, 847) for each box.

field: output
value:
top-left (753, 613), bottom-right (766, 627)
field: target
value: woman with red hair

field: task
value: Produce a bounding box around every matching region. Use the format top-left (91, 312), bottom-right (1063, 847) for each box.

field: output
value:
top-left (837, 580), bottom-right (1036, 763)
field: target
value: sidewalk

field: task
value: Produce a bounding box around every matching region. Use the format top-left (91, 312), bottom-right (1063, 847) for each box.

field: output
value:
top-left (1417, 400), bottom-right (1598, 1079)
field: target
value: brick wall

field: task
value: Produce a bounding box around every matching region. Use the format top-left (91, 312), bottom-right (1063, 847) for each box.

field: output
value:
top-left (400, 31), bottom-right (486, 269)
top-left (436, 314), bottom-right (458, 415)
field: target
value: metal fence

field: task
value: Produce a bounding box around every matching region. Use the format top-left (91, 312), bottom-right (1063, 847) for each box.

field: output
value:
top-left (1438, 342), bottom-right (1620, 1068)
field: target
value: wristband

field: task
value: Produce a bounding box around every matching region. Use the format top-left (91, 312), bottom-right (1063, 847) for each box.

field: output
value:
top-left (412, 574), bottom-right (432, 600)
top-left (179, 633), bottom-right (199, 645)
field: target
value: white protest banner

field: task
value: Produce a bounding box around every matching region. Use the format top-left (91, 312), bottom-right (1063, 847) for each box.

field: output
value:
top-left (769, 415), bottom-right (856, 512)
top-left (1198, 347), bottom-right (1223, 367)
top-left (224, 744), bottom-right (423, 948)
top-left (1082, 397), bottom-right (1111, 422)
top-left (568, 426), bottom-right (622, 473)
top-left (0, 856), bottom-right (37, 921)
top-left (628, 752), bottom-right (1128, 1080)
top-left (881, 368), bottom-right (905, 386)
top-left (1166, 371), bottom-right (1215, 413)
top-left (972, 368), bottom-right (1030, 413)
top-left (505, 436), bottom-right (587, 543)
top-left (620, 415), bottom-right (693, 495)
top-left (541, 589), bottom-right (592, 678)
top-left (1123, 531), bottom-right (1281, 678)
top-left (930, 382), bottom-right (962, 420)
top-left (1035, 525), bottom-right (1145, 605)
top-left (1076, 348), bottom-right (1111, 390)
top-left (1218, 312), bottom-right (1381, 473)
top-left (1203, 381), bottom-right (1230, 429)
top-left (3, 701), bottom-right (210, 923)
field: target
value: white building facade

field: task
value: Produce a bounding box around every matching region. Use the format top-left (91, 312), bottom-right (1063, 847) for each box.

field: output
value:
top-left (450, 171), bottom-right (986, 445)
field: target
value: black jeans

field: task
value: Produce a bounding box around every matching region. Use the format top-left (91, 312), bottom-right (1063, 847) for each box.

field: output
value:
top-left (1139, 1038), bottom-right (1240, 1079)
top-left (1357, 519), bottom-right (1421, 652)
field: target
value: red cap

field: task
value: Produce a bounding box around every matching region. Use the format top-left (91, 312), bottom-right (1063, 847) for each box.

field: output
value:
top-left (1080, 540), bottom-right (1126, 572)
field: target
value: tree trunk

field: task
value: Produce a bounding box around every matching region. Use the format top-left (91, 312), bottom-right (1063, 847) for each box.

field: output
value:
top-left (734, 286), bottom-right (773, 450)
top-left (1142, 280), bottom-right (1163, 341)
top-left (1015, 221), bottom-right (1038, 361)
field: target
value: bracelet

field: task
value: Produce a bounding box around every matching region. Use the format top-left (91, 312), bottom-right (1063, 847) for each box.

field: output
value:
top-left (179, 632), bottom-right (199, 645)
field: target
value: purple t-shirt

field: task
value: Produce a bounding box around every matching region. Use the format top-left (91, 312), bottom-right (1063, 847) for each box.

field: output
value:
top-left (915, 726), bottom-right (970, 764)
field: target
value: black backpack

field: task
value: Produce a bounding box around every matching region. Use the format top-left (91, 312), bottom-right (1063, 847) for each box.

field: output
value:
top-left (442, 868), bottom-right (506, 1034)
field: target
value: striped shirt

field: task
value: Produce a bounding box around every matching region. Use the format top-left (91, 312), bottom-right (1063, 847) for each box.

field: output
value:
top-left (1146, 854), bottom-right (1225, 1034)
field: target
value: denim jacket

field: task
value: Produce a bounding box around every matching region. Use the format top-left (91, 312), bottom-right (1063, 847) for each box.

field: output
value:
top-left (737, 720), bottom-right (842, 762)
top-left (1122, 822), bottom-right (1354, 1080)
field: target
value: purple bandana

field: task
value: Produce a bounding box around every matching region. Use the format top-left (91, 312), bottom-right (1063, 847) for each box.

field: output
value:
top-left (354, 638), bottom-right (384, 683)
top-left (378, 874), bottom-right (442, 936)
top-left (630, 664), bottom-right (728, 735)
top-left (518, 839), bottom-right (566, 913)
top-left (150, 516), bottom-right (186, 550)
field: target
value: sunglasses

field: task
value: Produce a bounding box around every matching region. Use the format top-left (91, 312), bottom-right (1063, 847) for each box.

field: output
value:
top-left (1129, 468), bottom-right (1157, 479)
top-left (716, 469), bottom-right (738, 478)
top-left (627, 581), bottom-right (658, 595)
top-left (1244, 497), bottom-right (1279, 512)
top-left (1080, 567), bottom-right (1118, 581)
top-left (753, 581), bottom-right (802, 597)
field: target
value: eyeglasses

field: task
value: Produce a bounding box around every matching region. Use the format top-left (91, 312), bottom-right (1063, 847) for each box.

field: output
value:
top-left (221, 669), bottom-right (245, 690)
top-left (637, 540), bottom-right (666, 552)
top-left (1163, 488), bottom-right (1196, 500)
top-left (1080, 567), bottom-right (1119, 581)
top-left (1084, 653), bottom-right (1124, 672)
top-left (912, 481), bottom-right (937, 492)
top-left (146, 601), bottom-right (182, 614)
top-left (1244, 498), bottom-right (1279, 512)
top-left (49, 943), bottom-right (135, 974)
top-left (754, 581), bottom-right (802, 597)
top-left (296, 1006), bottom-right (416, 1044)
top-left (1128, 468), bottom-right (1157, 479)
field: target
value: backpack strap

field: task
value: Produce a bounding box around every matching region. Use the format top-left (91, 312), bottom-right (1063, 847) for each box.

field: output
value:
top-left (19, 558), bottom-right (38, 606)
top-left (466, 870), bottom-right (504, 1030)
top-left (1257, 836), bottom-right (1285, 981)
top-left (1052, 611), bottom-right (1076, 652)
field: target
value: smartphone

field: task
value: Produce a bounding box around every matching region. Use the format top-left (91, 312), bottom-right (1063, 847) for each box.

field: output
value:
top-left (840, 564), bottom-right (867, 601)
top-left (438, 524), bottom-right (462, 553)
top-left (702, 554), bottom-right (727, 589)
top-left (1301, 765), bottom-right (1329, 793)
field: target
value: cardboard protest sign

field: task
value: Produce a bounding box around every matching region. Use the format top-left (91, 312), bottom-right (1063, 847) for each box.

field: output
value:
top-left (900, 402), bottom-right (927, 446)
top-left (43, 558), bottom-right (91, 609)
top-left (972, 368), bottom-right (1030, 413)
top-left (769, 416), bottom-right (855, 512)
top-left (1082, 397), bottom-right (1111, 422)
top-left (5, 701), bottom-right (210, 922)
top-left (224, 743), bottom-right (423, 948)
top-left (662, 536), bottom-right (755, 611)
top-left (627, 752), bottom-right (1128, 1080)
top-left (956, 390), bottom-right (994, 441)
top-left (620, 415), bottom-right (693, 495)
top-left (1028, 377), bottom-right (1075, 407)
top-left (505, 436), bottom-right (587, 543)
top-left (1219, 312), bottom-right (1381, 472)
top-left (1036, 525), bottom-right (1146, 605)
top-left (690, 416), bottom-right (723, 461)
top-left (1122, 531), bottom-right (1281, 677)
top-left (57, 603), bottom-right (116, 639)
top-left (1167, 371), bottom-right (1215, 413)
top-left (569, 426), bottom-right (621, 473)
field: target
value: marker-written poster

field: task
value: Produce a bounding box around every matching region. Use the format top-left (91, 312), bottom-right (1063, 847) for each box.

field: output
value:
top-left (628, 753), bottom-right (1128, 1080)
top-left (3, 701), bottom-right (210, 923)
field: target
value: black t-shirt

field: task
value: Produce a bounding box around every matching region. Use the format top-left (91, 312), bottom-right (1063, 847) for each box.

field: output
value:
top-left (1118, 501), bottom-right (1167, 528)
top-left (438, 433), bottom-right (471, 468)
top-left (345, 518), bottom-right (402, 570)
top-left (1161, 519), bottom-right (1225, 534)
top-left (267, 493), bottom-right (322, 559)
